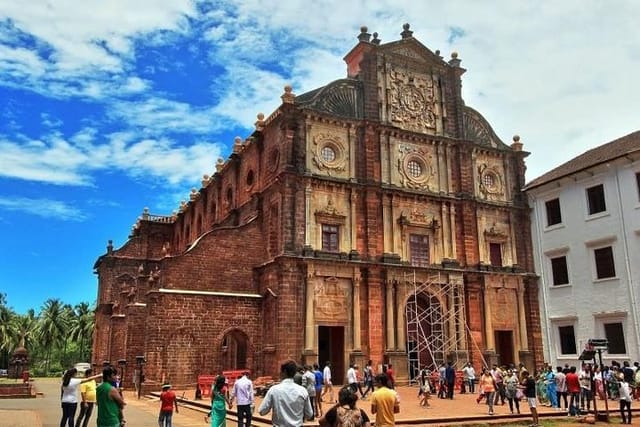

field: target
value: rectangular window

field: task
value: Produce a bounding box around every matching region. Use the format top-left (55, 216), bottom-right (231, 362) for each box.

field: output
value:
top-left (558, 325), bottom-right (577, 355)
top-left (604, 322), bottom-right (626, 354)
top-left (550, 256), bottom-right (569, 285)
top-left (489, 243), bottom-right (502, 267)
top-left (409, 234), bottom-right (429, 267)
top-left (594, 246), bottom-right (616, 279)
top-left (545, 198), bottom-right (562, 226)
top-left (321, 224), bottom-right (339, 252)
top-left (586, 184), bottom-right (606, 215)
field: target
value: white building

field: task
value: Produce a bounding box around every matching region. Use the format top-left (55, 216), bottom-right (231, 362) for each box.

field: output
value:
top-left (525, 131), bottom-right (640, 367)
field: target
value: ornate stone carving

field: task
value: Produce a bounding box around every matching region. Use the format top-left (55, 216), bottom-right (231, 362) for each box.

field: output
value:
top-left (397, 144), bottom-right (436, 190)
top-left (314, 276), bottom-right (349, 320)
top-left (478, 164), bottom-right (504, 196)
top-left (388, 67), bottom-right (436, 133)
top-left (312, 133), bottom-right (347, 175)
top-left (484, 223), bottom-right (508, 241)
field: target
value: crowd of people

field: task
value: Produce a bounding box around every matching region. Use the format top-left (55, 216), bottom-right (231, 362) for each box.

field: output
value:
top-left (59, 357), bottom-right (638, 426)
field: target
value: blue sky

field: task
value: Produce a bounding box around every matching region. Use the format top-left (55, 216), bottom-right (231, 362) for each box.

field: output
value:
top-left (1, 1), bottom-right (639, 314)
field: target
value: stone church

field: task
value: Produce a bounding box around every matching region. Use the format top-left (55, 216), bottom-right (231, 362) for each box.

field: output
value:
top-left (93, 24), bottom-right (543, 389)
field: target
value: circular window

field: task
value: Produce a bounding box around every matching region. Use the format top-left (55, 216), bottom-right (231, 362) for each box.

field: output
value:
top-left (246, 170), bottom-right (255, 186)
top-left (483, 172), bottom-right (496, 189)
top-left (321, 146), bottom-right (336, 162)
top-left (407, 160), bottom-right (423, 178)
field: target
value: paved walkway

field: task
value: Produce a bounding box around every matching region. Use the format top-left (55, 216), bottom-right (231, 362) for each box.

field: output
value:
top-left (0, 378), bottom-right (634, 426)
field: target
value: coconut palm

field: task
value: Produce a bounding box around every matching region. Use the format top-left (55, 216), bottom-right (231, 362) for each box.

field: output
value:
top-left (13, 309), bottom-right (38, 349)
top-left (69, 302), bottom-right (94, 363)
top-left (0, 298), bottom-right (16, 368)
top-left (37, 298), bottom-right (68, 375)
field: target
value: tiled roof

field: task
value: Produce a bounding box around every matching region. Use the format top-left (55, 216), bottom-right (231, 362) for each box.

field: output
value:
top-left (524, 130), bottom-right (640, 190)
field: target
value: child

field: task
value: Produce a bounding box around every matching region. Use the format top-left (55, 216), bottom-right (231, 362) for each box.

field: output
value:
top-left (159, 383), bottom-right (179, 427)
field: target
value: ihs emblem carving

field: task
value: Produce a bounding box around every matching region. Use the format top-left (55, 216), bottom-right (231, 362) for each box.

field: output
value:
top-left (388, 67), bottom-right (436, 133)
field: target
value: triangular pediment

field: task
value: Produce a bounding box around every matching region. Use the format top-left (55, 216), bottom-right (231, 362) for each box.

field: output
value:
top-left (378, 38), bottom-right (449, 69)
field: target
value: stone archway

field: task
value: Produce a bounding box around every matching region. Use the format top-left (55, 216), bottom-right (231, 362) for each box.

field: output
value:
top-left (220, 329), bottom-right (249, 370)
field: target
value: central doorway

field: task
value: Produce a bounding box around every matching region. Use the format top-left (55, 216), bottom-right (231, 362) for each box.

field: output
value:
top-left (494, 330), bottom-right (514, 367)
top-left (318, 326), bottom-right (345, 385)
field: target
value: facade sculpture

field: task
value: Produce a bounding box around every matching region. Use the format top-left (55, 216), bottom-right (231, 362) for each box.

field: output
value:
top-left (93, 24), bottom-right (543, 389)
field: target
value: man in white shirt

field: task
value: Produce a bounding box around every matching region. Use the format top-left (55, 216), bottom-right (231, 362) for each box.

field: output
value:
top-left (259, 360), bottom-right (314, 427)
top-left (230, 371), bottom-right (254, 427)
top-left (462, 362), bottom-right (476, 394)
top-left (321, 361), bottom-right (334, 403)
top-left (347, 363), bottom-right (364, 398)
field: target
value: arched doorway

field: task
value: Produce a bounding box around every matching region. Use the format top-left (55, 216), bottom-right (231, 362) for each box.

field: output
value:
top-left (221, 329), bottom-right (249, 370)
top-left (406, 291), bottom-right (445, 376)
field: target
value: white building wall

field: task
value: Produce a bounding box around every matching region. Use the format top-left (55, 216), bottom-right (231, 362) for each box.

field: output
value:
top-left (529, 160), bottom-right (640, 367)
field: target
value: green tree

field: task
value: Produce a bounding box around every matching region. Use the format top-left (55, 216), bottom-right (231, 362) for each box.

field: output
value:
top-left (38, 298), bottom-right (68, 375)
top-left (69, 302), bottom-right (94, 363)
top-left (0, 295), bottom-right (16, 368)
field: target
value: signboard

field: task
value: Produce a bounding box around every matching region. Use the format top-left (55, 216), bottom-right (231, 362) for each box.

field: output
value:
top-left (587, 338), bottom-right (609, 350)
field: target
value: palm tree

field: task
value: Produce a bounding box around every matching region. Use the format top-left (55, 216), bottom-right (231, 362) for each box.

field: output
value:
top-left (0, 300), bottom-right (16, 368)
top-left (38, 298), bottom-right (67, 375)
top-left (69, 302), bottom-right (94, 363)
top-left (13, 309), bottom-right (38, 350)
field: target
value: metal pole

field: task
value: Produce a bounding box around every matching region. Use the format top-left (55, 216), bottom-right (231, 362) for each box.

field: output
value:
top-left (598, 350), bottom-right (609, 422)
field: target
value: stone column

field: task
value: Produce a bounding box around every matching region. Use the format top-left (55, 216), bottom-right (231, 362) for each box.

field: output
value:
top-left (449, 204), bottom-right (457, 259)
top-left (397, 291), bottom-right (406, 352)
top-left (305, 184), bottom-right (312, 246)
top-left (386, 280), bottom-right (396, 350)
top-left (350, 190), bottom-right (358, 251)
top-left (382, 195), bottom-right (392, 253)
top-left (305, 277), bottom-right (315, 350)
top-left (353, 276), bottom-right (361, 351)
top-left (517, 282), bottom-right (529, 350)
top-left (483, 284), bottom-right (495, 350)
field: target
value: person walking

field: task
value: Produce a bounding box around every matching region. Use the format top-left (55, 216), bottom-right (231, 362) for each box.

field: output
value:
top-left (319, 385), bottom-right (371, 427)
top-left (478, 368), bottom-right (496, 415)
top-left (313, 363), bottom-right (324, 417)
top-left (619, 373), bottom-right (632, 424)
top-left (158, 383), bottom-right (178, 427)
top-left (230, 371), bottom-right (253, 427)
top-left (417, 369), bottom-right (431, 408)
top-left (259, 359), bottom-right (314, 426)
top-left (504, 369), bottom-right (520, 415)
top-left (347, 363), bottom-right (364, 398)
top-left (60, 367), bottom-right (101, 427)
top-left (370, 373), bottom-right (399, 427)
top-left (462, 362), bottom-right (476, 394)
top-left (75, 368), bottom-right (97, 427)
top-left (211, 375), bottom-right (232, 427)
top-left (301, 366), bottom-right (317, 419)
top-left (321, 361), bottom-right (334, 403)
top-left (522, 370), bottom-right (539, 427)
top-left (545, 365), bottom-right (558, 409)
top-left (96, 366), bottom-right (126, 427)
top-left (445, 362), bottom-right (456, 399)
top-left (362, 360), bottom-right (375, 400)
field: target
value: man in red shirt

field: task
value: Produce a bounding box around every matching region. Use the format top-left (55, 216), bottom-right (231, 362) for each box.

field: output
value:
top-left (159, 383), bottom-right (179, 427)
top-left (565, 366), bottom-right (581, 415)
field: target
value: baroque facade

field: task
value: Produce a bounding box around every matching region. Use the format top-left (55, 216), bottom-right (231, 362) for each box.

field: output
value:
top-left (93, 24), bottom-right (543, 389)
top-left (526, 131), bottom-right (640, 367)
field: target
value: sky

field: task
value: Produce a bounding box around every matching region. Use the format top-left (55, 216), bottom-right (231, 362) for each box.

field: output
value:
top-left (1, 1), bottom-right (639, 314)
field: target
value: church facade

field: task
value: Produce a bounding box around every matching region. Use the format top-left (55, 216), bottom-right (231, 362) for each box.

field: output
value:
top-left (93, 24), bottom-right (543, 389)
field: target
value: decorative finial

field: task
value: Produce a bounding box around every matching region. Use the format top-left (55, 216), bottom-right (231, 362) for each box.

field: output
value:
top-left (281, 85), bottom-right (295, 104)
top-left (190, 188), bottom-right (198, 201)
top-left (511, 135), bottom-right (523, 151)
top-left (202, 174), bottom-right (210, 188)
top-left (233, 136), bottom-right (243, 153)
top-left (142, 207), bottom-right (149, 220)
top-left (372, 32), bottom-right (381, 45)
top-left (255, 112), bottom-right (265, 131)
top-left (107, 240), bottom-right (113, 254)
top-left (216, 157), bottom-right (224, 172)
top-left (448, 51), bottom-right (461, 67)
top-left (358, 26), bottom-right (371, 42)
top-left (401, 23), bottom-right (413, 39)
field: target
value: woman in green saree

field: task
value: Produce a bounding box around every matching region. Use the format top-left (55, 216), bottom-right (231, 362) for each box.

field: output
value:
top-left (211, 375), bottom-right (232, 427)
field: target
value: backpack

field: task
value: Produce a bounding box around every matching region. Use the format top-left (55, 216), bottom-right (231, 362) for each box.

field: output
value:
top-left (336, 406), bottom-right (363, 427)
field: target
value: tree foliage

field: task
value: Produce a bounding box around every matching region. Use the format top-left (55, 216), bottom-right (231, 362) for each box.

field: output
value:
top-left (0, 293), bottom-right (95, 376)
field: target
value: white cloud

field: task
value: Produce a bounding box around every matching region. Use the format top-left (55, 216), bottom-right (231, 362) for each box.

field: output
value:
top-left (0, 130), bottom-right (224, 187)
top-left (108, 97), bottom-right (223, 134)
top-left (0, 196), bottom-right (87, 221)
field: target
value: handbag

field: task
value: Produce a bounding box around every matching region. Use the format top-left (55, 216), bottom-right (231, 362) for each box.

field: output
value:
top-left (515, 389), bottom-right (524, 400)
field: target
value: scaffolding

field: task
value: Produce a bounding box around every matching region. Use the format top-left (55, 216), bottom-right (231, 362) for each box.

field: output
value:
top-left (405, 271), bottom-right (469, 382)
